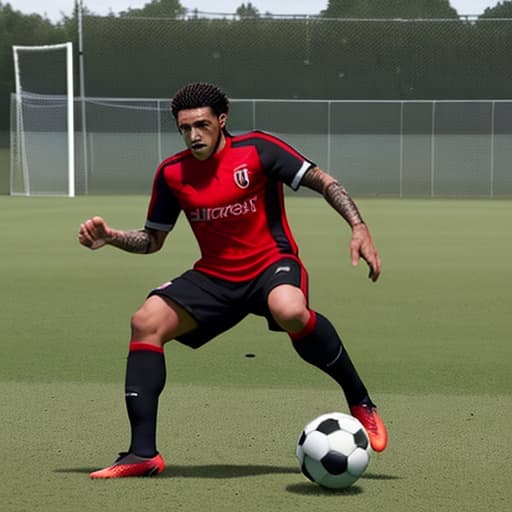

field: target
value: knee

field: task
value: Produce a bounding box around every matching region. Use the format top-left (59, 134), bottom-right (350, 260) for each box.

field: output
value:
top-left (268, 289), bottom-right (310, 332)
top-left (130, 306), bottom-right (156, 338)
top-left (273, 302), bottom-right (309, 330)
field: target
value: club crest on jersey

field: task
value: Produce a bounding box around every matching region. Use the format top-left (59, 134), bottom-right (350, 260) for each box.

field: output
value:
top-left (234, 167), bottom-right (250, 189)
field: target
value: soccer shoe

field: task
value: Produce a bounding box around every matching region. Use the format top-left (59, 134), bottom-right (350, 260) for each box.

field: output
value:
top-left (89, 452), bottom-right (165, 478)
top-left (350, 404), bottom-right (388, 452)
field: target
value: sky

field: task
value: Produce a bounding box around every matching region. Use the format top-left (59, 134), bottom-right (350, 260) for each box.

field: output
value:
top-left (7, 1), bottom-right (503, 22)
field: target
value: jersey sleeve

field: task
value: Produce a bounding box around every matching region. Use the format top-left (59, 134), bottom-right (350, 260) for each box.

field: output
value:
top-left (145, 164), bottom-right (181, 231)
top-left (252, 131), bottom-right (316, 190)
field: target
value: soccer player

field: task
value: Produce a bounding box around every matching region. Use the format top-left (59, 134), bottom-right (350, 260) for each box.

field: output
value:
top-left (79, 82), bottom-right (387, 478)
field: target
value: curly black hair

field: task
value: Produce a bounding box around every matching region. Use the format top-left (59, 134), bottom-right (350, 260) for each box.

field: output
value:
top-left (171, 82), bottom-right (229, 119)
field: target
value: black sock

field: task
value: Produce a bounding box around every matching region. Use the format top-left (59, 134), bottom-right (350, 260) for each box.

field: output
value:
top-left (290, 311), bottom-right (371, 406)
top-left (125, 342), bottom-right (166, 458)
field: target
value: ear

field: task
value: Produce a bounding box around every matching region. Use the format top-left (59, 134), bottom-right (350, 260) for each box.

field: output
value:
top-left (218, 113), bottom-right (227, 128)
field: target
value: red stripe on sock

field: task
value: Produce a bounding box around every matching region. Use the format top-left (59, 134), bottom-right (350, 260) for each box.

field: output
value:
top-left (129, 341), bottom-right (164, 354)
top-left (289, 310), bottom-right (317, 341)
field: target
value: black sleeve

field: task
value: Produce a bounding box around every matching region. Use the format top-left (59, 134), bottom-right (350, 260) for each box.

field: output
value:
top-left (238, 131), bottom-right (316, 190)
top-left (145, 164), bottom-right (182, 231)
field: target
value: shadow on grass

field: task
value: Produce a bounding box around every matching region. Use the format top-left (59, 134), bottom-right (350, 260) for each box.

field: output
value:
top-left (286, 482), bottom-right (364, 495)
top-left (55, 464), bottom-right (298, 479)
top-left (55, 465), bottom-right (400, 495)
top-left (286, 472), bottom-right (400, 495)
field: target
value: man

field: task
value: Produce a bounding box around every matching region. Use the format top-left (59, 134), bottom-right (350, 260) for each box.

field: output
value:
top-left (79, 82), bottom-right (387, 479)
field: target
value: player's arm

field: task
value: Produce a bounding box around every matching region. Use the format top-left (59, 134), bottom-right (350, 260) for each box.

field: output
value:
top-left (301, 166), bottom-right (364, 226)
top-left (79, 216), bottom-right (167, 254)
top-left (301, 166), bottom-right (382, 282)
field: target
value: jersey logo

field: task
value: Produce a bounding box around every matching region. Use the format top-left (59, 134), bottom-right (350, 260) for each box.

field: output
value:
top-left (234, 166), bottom-right (250, 189)
top-left (189, 196), bottom-right (257, 222)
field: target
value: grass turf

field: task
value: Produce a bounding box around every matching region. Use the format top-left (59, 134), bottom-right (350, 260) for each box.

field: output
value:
top-left (1, 383), bottom-right (510, 512)
top-left (0, 196), bottom-right (511, 511)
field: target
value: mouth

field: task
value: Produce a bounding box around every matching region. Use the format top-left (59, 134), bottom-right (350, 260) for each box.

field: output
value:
top-left (191, 142), bottom-right (207, 151)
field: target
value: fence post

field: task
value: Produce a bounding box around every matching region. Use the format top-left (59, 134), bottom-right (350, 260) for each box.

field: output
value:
top-left (490, 100), bottom-right (495, 198)
top-left (431, 100), bottom-right (436, 198)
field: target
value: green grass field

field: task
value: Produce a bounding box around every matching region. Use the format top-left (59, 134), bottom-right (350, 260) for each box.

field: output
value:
top-left (0, 196), bottom-right (511, 512)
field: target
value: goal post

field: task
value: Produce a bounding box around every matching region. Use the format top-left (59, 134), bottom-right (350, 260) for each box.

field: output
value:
top-left (11, 42), bottom-right (75, 196)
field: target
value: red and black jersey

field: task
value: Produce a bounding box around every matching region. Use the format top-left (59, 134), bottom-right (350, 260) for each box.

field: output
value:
top-left (145, 130), bottom-right (315, 281)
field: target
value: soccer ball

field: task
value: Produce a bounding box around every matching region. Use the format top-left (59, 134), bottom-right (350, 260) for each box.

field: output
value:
top-left (296, 412), bottom-right (371, 489)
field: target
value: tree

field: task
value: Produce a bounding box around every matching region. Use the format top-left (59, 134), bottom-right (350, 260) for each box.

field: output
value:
top-left (236, 2), bottom-right (260, 18)
top-left (120, 0), bottom-right (186, 18)
top-left (480, 1), bottom-right (512, 17)
top-left (321, 0), bottom-right (458, 18)
top-left (0, 2), bottom-right (71, 131)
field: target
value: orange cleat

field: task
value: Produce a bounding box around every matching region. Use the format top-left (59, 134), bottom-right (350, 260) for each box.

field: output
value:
top-left (89, 452), bottom-right (165, 479)
top-left (350, 404), bottom-right (388, 452)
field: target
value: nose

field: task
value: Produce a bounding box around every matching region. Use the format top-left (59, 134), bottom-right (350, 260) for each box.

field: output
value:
top-left (190, 126), bottom-right (201, 141)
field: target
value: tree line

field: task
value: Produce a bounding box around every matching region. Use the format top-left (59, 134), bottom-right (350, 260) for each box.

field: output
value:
top-left (2, 0), bottom-right (512, 133)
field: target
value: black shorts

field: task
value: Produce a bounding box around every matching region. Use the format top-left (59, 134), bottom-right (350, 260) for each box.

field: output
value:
top-left (148, 258), bottom-right (309, 349)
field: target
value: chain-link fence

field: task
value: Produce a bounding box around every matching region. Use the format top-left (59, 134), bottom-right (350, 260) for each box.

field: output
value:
top-left (11, 95), bottom-right (512, 197)
top-left (81, 15), bottom-right (512, 100)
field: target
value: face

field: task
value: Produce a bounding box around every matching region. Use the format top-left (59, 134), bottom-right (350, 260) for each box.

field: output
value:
top-left (177, 107), bottom-right (227, 160)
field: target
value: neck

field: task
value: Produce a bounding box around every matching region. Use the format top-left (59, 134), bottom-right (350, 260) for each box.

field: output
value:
top-left (212, 131), bottom-right (227, 156)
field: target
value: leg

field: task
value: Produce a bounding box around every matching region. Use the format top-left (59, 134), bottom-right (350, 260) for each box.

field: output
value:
top-left (268, 285), bottom-right (369, 404)
top-left (90, 269), bottom-right (251, 478)
top-left (90, 296), bottom-right (197, 478)
top-left (267, 284), bottom-right (388, 452)
top-left (125, 296), bottom-right (197, 457)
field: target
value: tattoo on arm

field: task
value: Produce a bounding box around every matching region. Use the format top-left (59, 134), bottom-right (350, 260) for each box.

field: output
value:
top-left (300, 166), bottom-right (325, 193)
top-left (109, 229), bottom-right (153, 254)
top-left (323, 181), bottom-right (364, 227)
top-left (301, 167), bottom-right (364, 227)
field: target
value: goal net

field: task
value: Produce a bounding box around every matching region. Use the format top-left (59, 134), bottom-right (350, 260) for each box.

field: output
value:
top-left (11, 42), bottom-right (74, 196)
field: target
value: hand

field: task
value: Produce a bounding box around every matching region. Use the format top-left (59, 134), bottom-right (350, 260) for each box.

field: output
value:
top-left (349, 223), bottom-right (382, 282)
top-left (78, 216), bottom-right (113, 250)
